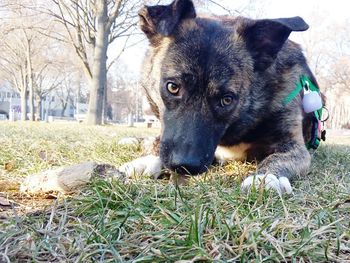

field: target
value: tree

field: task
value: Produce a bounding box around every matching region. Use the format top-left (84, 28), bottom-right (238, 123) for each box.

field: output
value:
top-left (33, 63), bottom-right (65, 119)
top-left (55, 68), bottom-right (82, 117)
top-left (105, 62), bottom-right (142, 123)
top-left (0, 0), bottom-right (62, 121)
top-left (0, 25), bottom-right (30, 121)
top-left (0, 41), bottom-right (28, 121)
top-left (44, 0), bottom-right (141, 125)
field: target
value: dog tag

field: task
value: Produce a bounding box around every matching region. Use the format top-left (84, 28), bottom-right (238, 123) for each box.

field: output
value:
top-left (302, 82), bottom-right (322, 113)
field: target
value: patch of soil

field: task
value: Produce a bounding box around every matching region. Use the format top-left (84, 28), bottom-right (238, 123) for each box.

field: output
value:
top-left (0, 191), bottom-right (61, 219)
top-left (0, 176), bottom-right (61, 218)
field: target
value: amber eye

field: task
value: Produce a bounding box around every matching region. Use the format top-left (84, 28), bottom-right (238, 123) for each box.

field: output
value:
top-left (221, 95), bottom-right (234, 107)
top-left (166, 82), bottom-right (180, 95)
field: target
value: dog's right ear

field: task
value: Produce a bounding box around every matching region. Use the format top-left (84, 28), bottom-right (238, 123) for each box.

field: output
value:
top-left (239, 17), bottom-right (309, 71)
top-left (138, 0), bottom-right (196, 45)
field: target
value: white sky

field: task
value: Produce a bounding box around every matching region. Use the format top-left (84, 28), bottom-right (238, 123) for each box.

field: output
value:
top-left (113, 0), bottom-right (350, 76)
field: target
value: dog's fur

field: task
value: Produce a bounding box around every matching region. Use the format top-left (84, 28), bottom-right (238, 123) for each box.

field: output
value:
top-left (121, 0), bottom-right (321, 194)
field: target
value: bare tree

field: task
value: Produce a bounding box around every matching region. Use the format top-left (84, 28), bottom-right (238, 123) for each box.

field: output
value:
top-left (56, 82), bottom-right (74, 117)
top-left (0, 41), bottom-right (28, 120)
top-left (55, 68), bottom-right (82, 117)
top-left (43, 0), bottom-right (141, 125)
top-left (0, 24), bottom-right (30, 120)
top-left (0, 0), bottom-right (60, 121)
top-left (105, 62), bottom-right (141, 123)
top-left (34, 64), bottom-right (65, 119)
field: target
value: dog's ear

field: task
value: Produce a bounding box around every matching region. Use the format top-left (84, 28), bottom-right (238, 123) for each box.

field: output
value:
top-left (240, 17), bottom-right (309, 71)
top-left (138, 0), bottom-right (196, 45)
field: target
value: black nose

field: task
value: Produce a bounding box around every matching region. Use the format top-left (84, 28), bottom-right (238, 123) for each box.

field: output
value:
top-left (168, 153), bottom-right (207, 175)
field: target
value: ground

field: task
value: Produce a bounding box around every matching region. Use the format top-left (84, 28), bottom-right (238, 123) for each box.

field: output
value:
top-left (0, 122), bottom-right (349, 262)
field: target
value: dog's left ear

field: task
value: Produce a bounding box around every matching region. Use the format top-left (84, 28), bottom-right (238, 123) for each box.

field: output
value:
top-left (139, 0), bottom-right (196, 45)
top-left (240, 17), bottom-right (309, 71)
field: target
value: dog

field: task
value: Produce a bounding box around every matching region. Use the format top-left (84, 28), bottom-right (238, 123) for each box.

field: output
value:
top-left (119, 0), bottom-right (325, 194)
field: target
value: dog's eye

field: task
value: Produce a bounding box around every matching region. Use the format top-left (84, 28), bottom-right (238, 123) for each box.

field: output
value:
top-left (166, 82), bottom-right (180, 95)
top-left (221, 95), bottom-right (233, 107)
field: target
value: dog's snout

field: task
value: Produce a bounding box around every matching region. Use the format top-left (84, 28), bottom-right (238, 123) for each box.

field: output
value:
top-left (168, 153), bottom-right (207, 175)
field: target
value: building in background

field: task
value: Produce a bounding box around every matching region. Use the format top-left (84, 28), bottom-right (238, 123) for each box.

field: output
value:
top-left (0, 85), bottom-right (84, 121)
top-left (0, 85), bottom-right (21, 120)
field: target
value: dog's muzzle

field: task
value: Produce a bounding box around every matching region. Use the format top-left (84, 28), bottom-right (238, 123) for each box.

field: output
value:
top-left (167, 152), bottom-right (209, 175)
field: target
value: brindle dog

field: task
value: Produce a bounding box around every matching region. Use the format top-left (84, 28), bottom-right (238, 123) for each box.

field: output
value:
top-left (120, 0), bottom-right (322, 194)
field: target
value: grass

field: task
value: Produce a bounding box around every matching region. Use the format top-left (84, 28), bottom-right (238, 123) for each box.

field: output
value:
top-left (0, 122), bottom-right (350, 262)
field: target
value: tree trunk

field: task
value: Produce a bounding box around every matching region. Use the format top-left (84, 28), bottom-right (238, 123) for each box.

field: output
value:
top-left (20, 89), bottom-right (27, 121)
top-left (25, 37), bottom-right (35, 121)
top-left (103, 81), bottom-right (108, 123)
top-left (128, 113), bottom-right (134, 127)
top-left (28, 86), bottom-right (34, 121)
top-left (36, 97), bottom-right (42, 120)
top-left (61, 103), bottom-right (67, 117)
top-left (86, 1), bottom-right (109, 125)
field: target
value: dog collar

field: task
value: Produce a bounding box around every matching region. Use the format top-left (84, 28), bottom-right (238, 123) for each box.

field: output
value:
top-left (283, 75), bottom-right (326, 150)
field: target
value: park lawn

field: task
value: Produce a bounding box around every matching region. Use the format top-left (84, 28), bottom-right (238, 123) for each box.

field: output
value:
top-left (0, 122), bottom-right (349, 262)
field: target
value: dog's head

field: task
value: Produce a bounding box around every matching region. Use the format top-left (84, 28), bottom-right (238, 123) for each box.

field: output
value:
top-left (139, 0), bottom-right (308, 175)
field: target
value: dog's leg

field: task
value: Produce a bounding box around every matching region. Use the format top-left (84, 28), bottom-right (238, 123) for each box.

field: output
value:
top-left (118, 136), bottom-right (163, 179)
top-left (118, 154), bottom-right (163, 179)
top-left (241, 143), bottom-right (311, 195)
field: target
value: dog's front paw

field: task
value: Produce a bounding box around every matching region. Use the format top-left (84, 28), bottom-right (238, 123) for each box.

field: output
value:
top-left (241, 174), bottom-right (292, 195)
top-left (118, 155), bottom-right (162, 179)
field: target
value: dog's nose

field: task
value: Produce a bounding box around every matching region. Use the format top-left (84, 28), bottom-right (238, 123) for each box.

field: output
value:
top-left (168, 154), bottom-right (206, 175)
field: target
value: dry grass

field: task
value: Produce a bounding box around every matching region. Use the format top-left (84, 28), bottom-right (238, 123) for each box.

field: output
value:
top-left (0, 122), bottom-right (350, 262)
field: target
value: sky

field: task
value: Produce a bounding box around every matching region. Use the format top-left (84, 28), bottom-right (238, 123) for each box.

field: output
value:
top-left (112, 0), bottom-right (350, 76)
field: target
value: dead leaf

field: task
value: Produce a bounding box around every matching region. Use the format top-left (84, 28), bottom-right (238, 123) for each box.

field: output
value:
top-left (4, 161), bottom-right (15, 171)
top-left (45, 193), bottom-right (58, 199)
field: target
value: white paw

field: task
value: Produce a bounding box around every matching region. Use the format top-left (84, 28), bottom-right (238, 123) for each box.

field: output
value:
top-left (117, 137), bottom-right (139, 146)
top-left (278, 177), bottom-right (293, 194)
top-left (118, 155), bottom-right (162, 178)
top-left (241, 174), bottom-right (293, 195)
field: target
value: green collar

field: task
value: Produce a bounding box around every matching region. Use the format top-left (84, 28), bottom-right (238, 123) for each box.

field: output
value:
top-left (283, 75), bottom-right (319, 105)
top-left (283, 75), bottom-right (325, 150)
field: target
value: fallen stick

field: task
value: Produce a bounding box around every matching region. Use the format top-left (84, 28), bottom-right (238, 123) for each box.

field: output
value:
top-left (20, 162), bottom-right (121, 194)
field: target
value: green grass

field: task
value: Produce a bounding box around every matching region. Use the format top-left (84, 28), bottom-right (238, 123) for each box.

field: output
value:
top-left (0, 122), bottom-right (350, 262)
